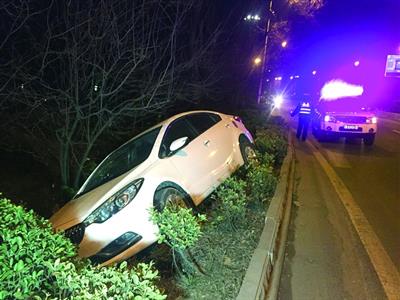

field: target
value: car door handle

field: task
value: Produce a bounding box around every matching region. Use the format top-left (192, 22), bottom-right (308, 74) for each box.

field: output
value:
top-left (225, 123), bottom-right (230, 128)
top-left (203, 140), bottom-right (210, 146)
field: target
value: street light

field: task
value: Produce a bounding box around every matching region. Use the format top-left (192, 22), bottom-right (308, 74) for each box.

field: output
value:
top-left (354, 60), bottom-right (360, 67)
top-left (257, 0), bottom-right (274, 104)
top-left (244, 14), bottom-right (261, 22)
top-left (281, 40), bottom-right (288, 48)
top-left (312, 70), bottom-right (317, 75)
top-left (254, 56), bottom-right (262, 66)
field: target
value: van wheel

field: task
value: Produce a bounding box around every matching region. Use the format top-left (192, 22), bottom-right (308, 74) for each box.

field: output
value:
top-left (240, 138), bottom-right (257, 166)
top-left (364, 134), bottom-right (375, 146)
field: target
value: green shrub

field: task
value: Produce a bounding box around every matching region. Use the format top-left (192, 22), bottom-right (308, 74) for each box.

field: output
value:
top-left (212, 176), bottom-right (247, 228)
top-left (0, 197), bottom-right (166, 300)
top-left (236, 109), bottom-right (269, 134)
top-left (247, 157), bottom-right (277, 202)
top-left (47, 260), bottom-right (165, 300)
top-left (150, 205), bottom-right (206, 275)
top-left (255, 128), bottom-right (287, 166)
top-left (150, 205), bottom-right (206, 251)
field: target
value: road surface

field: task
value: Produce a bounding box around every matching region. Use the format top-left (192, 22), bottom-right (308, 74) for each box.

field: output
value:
top-left (277, 110), bottom-right (400, 300)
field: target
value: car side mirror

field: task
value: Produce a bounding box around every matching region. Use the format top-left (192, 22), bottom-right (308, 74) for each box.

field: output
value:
top-left (169, 136), bottom-right (189, 153)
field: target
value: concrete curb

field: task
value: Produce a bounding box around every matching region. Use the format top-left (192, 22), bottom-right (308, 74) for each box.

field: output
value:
top-left (236, 133), bottom-right (295, 300)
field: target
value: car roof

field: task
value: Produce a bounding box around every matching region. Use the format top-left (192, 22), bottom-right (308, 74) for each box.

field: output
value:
top-left (122, 110), bottom-right (225, 145)
top-left (147, 110), bottom-right (224, 131)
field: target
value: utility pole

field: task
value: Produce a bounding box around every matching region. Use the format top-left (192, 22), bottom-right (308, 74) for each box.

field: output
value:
top-left (257, 0), bottom-right (274, 104)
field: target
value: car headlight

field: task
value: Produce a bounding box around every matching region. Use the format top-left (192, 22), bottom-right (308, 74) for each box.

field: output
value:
top-left (324, 115), bottom-right (336, 123)
top-left (83, 178), bottom-right (144, 226)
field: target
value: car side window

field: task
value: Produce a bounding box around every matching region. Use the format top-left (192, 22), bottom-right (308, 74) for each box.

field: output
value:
top-left (159, 117), bottom-right (197, 158)
top-left (186, 113), bottom-right (221, 135)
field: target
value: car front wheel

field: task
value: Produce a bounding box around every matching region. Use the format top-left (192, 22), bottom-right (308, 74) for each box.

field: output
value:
top-left (154, 185), bottom-right (190, 212)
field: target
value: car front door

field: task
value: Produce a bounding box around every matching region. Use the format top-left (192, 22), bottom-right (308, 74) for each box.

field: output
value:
top-left (159, 116), bottom-right (215, 204)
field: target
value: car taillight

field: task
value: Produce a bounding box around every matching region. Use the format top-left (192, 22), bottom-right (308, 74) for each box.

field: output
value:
top-left (233, 116), bottom-right (242, 123)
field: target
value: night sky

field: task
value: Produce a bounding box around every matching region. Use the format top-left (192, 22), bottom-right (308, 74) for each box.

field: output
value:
top-left (285, 0), bottom-right (400, 74)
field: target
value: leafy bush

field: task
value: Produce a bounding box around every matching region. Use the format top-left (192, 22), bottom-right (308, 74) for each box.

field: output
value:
top-left (150, 205), bottom-right (206, 276)
top-left (237, 109), bottom-right (270, 134)
top-left (247, 157), bottom-right (277, 202)
top-left (255, 128), bottom-right (287, 166)
top-left (150, 205), bottom-right (206, 251)
top-left (47, 260), bottom-right (165, 300)
top-left (0, 197), bottom-right (166, 300)
top-left (212, 176), bottom-right (247, 228)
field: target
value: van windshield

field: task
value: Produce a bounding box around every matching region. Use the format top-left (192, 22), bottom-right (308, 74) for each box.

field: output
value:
top-left (79, 127), bottom-right (161, 196)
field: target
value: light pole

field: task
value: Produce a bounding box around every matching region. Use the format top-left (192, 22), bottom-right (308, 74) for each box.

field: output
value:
top-left (257, 0), bottom-right (274, 104)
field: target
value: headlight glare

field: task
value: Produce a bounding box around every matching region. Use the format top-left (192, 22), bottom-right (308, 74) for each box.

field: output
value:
top-left (84, 178), bottom-right (144, 226)
top-left (324, 115), bottom-right (336, 123)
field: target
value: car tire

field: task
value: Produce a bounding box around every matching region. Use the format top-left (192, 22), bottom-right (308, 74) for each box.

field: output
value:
top-left (364, 134), bottom-right (375, 146)
top-left (239, 137), bottom-right (257, 166)
top-left (154, 183), bottom-right (192, 212)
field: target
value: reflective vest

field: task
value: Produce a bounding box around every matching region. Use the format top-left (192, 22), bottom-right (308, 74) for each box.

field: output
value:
top-left (299, 102), bottom-right (311, 115)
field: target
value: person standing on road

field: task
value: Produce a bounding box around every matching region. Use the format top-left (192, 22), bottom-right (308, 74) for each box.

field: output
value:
top-left (291, 95), bottom-right (314, 141)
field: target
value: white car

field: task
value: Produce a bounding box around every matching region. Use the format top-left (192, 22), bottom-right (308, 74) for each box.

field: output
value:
top-left (50, 111), bottom-right (254, 265)
top-left (312, 98), bottom-right (377, 145)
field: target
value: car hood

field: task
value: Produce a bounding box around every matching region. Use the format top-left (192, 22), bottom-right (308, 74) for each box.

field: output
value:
top-left (325, 111), bottom-right (376, 117)
top-left (50, 160), bottom-right (154, 230)
top-left (50, 174), bottom-right (126, 229)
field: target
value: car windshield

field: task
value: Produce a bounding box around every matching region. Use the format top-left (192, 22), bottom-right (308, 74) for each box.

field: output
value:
top-left (79, 127), bottom-right (161, 195)
top-left (318, 97), bottom-right (373, 113)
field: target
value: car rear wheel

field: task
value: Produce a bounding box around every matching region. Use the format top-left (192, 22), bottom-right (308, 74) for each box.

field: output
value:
top-left (154, 185), bottom-right (191, 212)
top-left (364, 134), bottom-right (375, 146)
top-left (240, 138), bottom-right (257, 165)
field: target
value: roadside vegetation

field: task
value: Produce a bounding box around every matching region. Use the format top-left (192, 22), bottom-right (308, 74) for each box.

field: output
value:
top-left (0, 197), bottom-right (166, 300)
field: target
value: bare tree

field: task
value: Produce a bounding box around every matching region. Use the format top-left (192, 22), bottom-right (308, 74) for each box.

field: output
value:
top-left (2, 0), bottom-right (223, 195)
top-left (287, 0), bottom-right (324, 18)
top-left (0, 1), bottom-right (49, 99)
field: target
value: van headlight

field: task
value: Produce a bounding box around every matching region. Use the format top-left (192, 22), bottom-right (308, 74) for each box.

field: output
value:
top-left (324, 115), bottom-right (336, 123)
top-left (84, 178), bottom-right (144, 226)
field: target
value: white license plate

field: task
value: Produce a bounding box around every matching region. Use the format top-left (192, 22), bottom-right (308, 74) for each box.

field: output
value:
top-left (344, 125), bottom-right (358, 130)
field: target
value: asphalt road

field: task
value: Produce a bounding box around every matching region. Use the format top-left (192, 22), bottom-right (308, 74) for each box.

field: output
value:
top-left (277, 109), bottom-right (400, 299)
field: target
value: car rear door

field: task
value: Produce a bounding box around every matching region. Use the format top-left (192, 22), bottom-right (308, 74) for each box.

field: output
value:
top-left (185, 113), bottom-right (235, 186)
